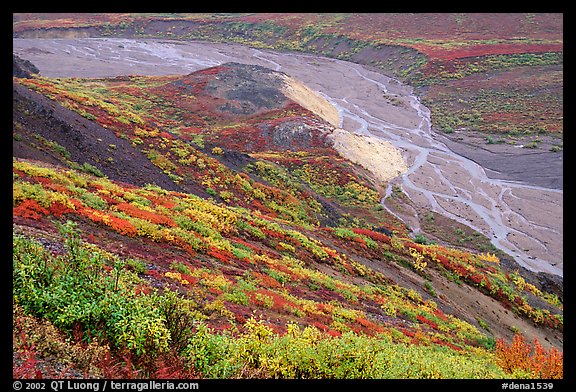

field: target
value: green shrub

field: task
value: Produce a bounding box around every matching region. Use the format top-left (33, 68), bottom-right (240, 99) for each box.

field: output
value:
top-left (13, 182), bottom-right (51, 208)
top-left (101, 289), bottom-right (170, 356)
top-left (13, 220), bottom-right (170, 358)
top-left (159, 291), bottom-right (205, 354)
top-left (81, 162), bottom-right (104, 177)
top-left (230, 247), bottom-right (250, 260)
top-left (170, 261), bottom-right (193, 275)
top-left (182, 323), bottom-right (238, 378)
top-left (78, 189), bottom-right (108, 210)
top-left (334, 227), bottom-right (356, 239)
top-left (126, 258), bottom-right (147, 274)
top-left (223, 288), bottom-right (250, 306)
top-left (424, 281), bottom-right (437, 297)
top-left (181, 318), bottom-right (506, 378)
top-left (477, 335), bottom-right (497, 350)
top-left (476, 317), bottom-right (491, 333)
top-left (414, 233), bottom-right (430, 245)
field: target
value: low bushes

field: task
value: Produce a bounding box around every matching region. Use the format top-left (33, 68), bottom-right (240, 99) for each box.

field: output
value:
top-left (13, 221), bottom-right (170, 359)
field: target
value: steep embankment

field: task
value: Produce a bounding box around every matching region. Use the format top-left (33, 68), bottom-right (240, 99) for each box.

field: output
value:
top-left (280, 74), bottom-right (340, 127)
top-left (13, 82), bottom-right (187, 193)
top-left (329, 129), bottom-right (408, 187)
top-left (281, 73), bottom-right (409, 187)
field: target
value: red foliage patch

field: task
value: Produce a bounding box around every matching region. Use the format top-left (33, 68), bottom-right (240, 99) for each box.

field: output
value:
top-left (326, 329), bottom-right (342, 337)
top-left (412, 42), bottom-right (563, 61)
top-left (79, 206), bottom-right (105, 224)
top-left (235, 313), bottom-right (246, 324)
top-left (13, 200), bottom-right (49, 220)
top-left (352, 236), bottom-right (367, 248)
top-left (433, 308), bottom-right (448, 322)
top-left (431, 337), bottom-right (462, 351)
top-left (253, 271), bottom-right (282, 289)
top-left (47, 201), bottom-right (74, 217)
top-left (145, 195), bottom-right (176, 210)
top-left (194, 65), bottom-right (230, 76)
top-left (469, 273), bottom-right (484, 285)
top-left (260, 227), bottom-right (285, 240)
top-left (107, 215), bottom-right (138, 237)
top-left (233, 239), bottom-right (261, 253)
top-left (404, 241), bottom-right (423, 253)
top-left (135, 284), bottom-right (152, 296)
top-left (96, 193), bottom-right (121, 206)
top-left (352, 228), bottom-right (391, 244)
top-left (145, 269), bottom-right (161, 279)
top-left (311, 321), bottom-right (329, 332)
top-left (356, 317), bottom-right (375, 328)
top-left (354, 317), bottom-right (386, 335)
top-left (207, 248), bottom-right (233, 264)
top-left (169, 235), bottom-right (197, 256)
top-left (251, 288), bottom-right (299, 313)
top-left (179, 273), bottom-right (199, 286)
top-left (115, 202), bottom-right (176, 227)
top-left (13, 168), bottom-right (27, 178)
top-left (416, 314), bottom-right (439, 329)
top-left (33, 176), bottom-right (54, 187)
top-left (435, 254), bottom-right (452, 268)
top-left (78, 206), bottom-right (138, 237)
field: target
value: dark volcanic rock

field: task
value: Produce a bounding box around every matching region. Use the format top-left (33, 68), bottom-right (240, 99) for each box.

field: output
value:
top-left (13, 54), bottom-right (40, 78)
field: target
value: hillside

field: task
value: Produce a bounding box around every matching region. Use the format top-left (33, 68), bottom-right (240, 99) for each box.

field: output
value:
top-left (12, 13), bottom-right (563, 143)
top-left (12, 13), bottom-right (563, 275)
top-left (12, 53), bottom-right (563, 380)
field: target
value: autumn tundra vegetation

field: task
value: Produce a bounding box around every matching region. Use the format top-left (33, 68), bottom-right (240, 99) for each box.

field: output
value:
top-left (12, 13), bottom-right (562, 380)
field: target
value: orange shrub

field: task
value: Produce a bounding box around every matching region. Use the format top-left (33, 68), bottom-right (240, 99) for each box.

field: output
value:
top-left (352, 228), bottom-right (391, 244)
top-left (115, 202), bottom-right (177, 227)
top-left (48, 201), bottom-right (74, 217)
top-left (253, 271), bottom-right (282, 289)
top-left (495, 334), bottom-right (563, 378)
top-left (107, 215), bottom-right (138, 237)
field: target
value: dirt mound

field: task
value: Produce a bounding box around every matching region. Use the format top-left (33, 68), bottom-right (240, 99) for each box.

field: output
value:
top-left (177, 62), bottom-right (288, 116)
top-left (163, 62), bottom-right (336, 152)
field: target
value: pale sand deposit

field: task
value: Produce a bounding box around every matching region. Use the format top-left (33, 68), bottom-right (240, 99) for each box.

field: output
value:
top-left (281, 74), bottom-right (409, 185)
top-left (13, 38), bottom-right (563, 277)
top-left (280, 74), bottom-right (340, 128)
top-left (329, 129), bottom-right (408, 185)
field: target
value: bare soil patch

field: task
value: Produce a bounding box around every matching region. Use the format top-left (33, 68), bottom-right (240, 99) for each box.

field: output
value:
top-left (438, 130), bottom-right (563, 190)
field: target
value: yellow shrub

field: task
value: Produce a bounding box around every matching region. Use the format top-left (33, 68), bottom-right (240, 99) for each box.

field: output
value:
top-left (409, 248), bottom-right (427, 271)
top-left (48, 191), bottom-right (76, 210)
top-left (479, 252), bottom-right (500, 264)
top-left (165, 271), bottom-right (189, 285)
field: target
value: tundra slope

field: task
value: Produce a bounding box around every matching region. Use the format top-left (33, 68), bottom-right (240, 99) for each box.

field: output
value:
top-left (12, 58), bottom-right (566, 381)
top-left (12, 38), bottom-right (563, 278)
top-left (13, 54), bottom-right (563, 348)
